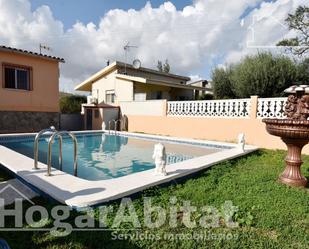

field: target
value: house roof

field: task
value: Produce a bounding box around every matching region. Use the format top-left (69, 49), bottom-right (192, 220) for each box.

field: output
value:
top-left (75, 61), bottom-right (191, 91)
top-left (0, 45), bottom-right (65, 63)
top-left (187, 79), bottom-right (208, 85)
top-left (187, 79), bottom-right (213, 91)
top-left (83, 103), bottom-right (119, 109)
top-left (115, 74), bottom-right (207, 91)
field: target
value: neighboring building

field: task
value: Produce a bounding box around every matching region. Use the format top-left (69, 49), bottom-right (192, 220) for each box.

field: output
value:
top-left (74, 61), bottom-right (205, 103)
top-left (75, 61), bottom-right (206, 130)
top-left (187, 80), bottom-right (213, 99)
top-left (0, 46), bottom-right (64, 133)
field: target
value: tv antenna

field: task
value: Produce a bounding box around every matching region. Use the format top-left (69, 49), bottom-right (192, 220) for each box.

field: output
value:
top-left (123, 42), bottom-right (138, 74)
top-left (39, 43), bottom-right (52, 54)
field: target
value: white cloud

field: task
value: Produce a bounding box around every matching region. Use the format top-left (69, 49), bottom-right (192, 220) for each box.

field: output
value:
top-left (0, 0), bottom-right (303, 92)
top-left (225, 0), bottom-right (306, 64)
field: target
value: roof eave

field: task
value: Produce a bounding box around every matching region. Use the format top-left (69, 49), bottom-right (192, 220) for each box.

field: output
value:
top-left (114, 61), bottom-right (190, 81)
top-left (0, 46), bottom-right (65, 63)
top-left (74, 62), bottom-right (118, 91)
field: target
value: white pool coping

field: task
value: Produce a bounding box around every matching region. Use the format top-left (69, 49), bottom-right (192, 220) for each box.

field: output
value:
top-left (0, 131), bottom-right (258, 208)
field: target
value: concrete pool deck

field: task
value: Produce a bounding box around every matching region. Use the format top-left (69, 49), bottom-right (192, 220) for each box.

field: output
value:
top-left (0, 131), bottom-right (258, 208)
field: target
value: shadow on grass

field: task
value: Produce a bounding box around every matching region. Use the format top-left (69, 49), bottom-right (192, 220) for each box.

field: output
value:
top-left (0, 164), bottom-right (15, 182)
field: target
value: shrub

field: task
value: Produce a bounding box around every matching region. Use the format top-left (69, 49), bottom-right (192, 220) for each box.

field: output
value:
top-left (60, 94), bottom-right (86, 114)
top-left (231, 53), bottom-right (298, 98)
top-left (196, 93), bottom-right (214, 100)
top-left (212, 52), bottom-right (308, 98)
top-left (212, 67), bottom-right (235, 99)
top-left (297, 58), bottom-right (309, 83)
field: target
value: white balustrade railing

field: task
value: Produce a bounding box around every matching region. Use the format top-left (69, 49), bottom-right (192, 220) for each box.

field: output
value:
top-left (257, 97), bottom-right (287, 119)
top-left (167, 99), bottom-right (251, 118)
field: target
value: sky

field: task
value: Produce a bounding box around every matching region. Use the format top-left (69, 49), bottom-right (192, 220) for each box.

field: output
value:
top-left (0, 0), bottom-right (305, 93)
top-left (31, 0), bottom-right (193, 30)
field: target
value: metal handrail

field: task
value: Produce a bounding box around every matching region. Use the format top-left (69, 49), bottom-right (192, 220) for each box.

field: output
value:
top-left (115, 119), bottom-right (121, 134)
top-left (33, 126), bottom-right (61, 169)
top-left (108, 119), bottom-right (121, 135)
top-left (47, 131), bottom-right (78, 177)
top-left (108, 119), bottom-right (115, 134)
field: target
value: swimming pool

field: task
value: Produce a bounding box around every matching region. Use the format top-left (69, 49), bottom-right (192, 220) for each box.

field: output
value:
top-left (0, 131), bottom-right (258, 207)
top-left (0, 132), bottom-right (222, 181)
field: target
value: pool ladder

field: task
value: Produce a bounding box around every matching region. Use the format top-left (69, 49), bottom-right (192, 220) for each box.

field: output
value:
top-left (33, 127), bottom-right (78, 176)
top-left (108, 119), bottom-right (121, 135)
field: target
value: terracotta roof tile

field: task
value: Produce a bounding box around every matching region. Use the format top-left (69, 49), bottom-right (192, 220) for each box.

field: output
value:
top-left (0, 45), bottom-right (65, 62)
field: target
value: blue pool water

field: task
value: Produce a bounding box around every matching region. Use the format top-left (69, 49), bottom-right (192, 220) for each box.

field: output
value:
top-left (0, 133), bottom-right (221, 181)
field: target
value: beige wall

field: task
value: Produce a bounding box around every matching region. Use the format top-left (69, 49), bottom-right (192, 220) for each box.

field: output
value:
top-left (0, 51), bottom-right (60, 112)
top-left (126, 115), bottom-right (294, 150)
top-left (124, 97), bottom-right (309, 154)
top-left (92, 70), bottom-right (133, 104)
top-left (120, 100), bottom-right (167, 116)
top-left (91, 69), bottom-right (193, 104)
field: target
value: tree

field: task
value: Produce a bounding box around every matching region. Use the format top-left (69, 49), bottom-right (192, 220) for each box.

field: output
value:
top-left (230, 53), bottom-right (298, 97)
top-left (157, 60), bottom-right (163, 72)
top-left (163, 59), bottom-right (170, 73)
top-left (196, 93), bottom-right (214, 100)
top-left (296, 58), bottom-right (309, 83)
top-left (157, 59), bottom-right (170, 73)
top-left (211, 52), bottom-right (307, 98)
top-left (60, 94), bottom-right (87, 114)
top-left (212, 67), bottom-right (235, 99)
top-left (277, 5), bottom-right (309, 57)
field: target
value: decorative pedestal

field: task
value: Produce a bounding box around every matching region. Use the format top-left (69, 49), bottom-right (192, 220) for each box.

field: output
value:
top-left (263, 85), bottom-right (309, 188)
top-left (280, 138), bottom-right (308, 187)
top-left (263, 118), bottom-right (309, 188)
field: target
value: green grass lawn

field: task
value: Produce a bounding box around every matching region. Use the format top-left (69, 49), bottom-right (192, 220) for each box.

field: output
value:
top-left (0, 149), bottom-right (308, 249)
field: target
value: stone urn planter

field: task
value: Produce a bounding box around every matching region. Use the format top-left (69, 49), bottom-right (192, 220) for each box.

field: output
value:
top-left (263, 85), bottom-right (309, 187)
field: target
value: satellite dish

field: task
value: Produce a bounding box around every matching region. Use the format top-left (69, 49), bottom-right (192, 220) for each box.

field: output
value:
top-left (132, 59), bottom-right (141, 69)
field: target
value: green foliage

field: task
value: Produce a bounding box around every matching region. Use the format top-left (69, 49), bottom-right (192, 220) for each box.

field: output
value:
top-left (212, 66), bottom-right (235, 99)
top-left (212, 52), bottom-right (308, 98)
top-left (297, 58), bottom-right (309, 83)
top-left (163, 59), bottom-right (170, 73)
top-left (231, 53), bottom-right (298, 97)
top-left (277, 5), bottom-right (309, 57)
top-left (1, 150), bottom-right (309, 248)
top-left (277, 38), bottom-right (300, 47)
top-left (196, 93), bottom-right (214, 100)
top-left (59, 94), bottom-right (86, 114)
top-left (157, 59), bottom-right (171, 73)
top-left (157, 60), bottom-right (163, 71)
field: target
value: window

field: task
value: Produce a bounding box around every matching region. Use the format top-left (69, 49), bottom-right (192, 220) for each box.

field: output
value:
top-left (3, 64), bottom-right (31, 90)
top-left (134, 93), bottom-right (146, 101)
top-left (151, 91), bottom-right (162, 99)
top-left (179, 96), bottom-right (188, 101)
top-left (106, 90), bottom-right (115, 104)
